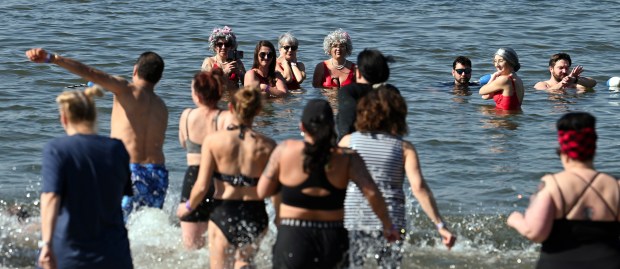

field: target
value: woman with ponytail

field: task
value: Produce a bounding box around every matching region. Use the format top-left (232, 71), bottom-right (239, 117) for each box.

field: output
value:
top-left (38, 87), bottom-right (133, 269)
top-left (177, 69), bottom-right (233, 249)
top-left (177, 86), bottom-right (275, 269)
top-left (257, 99), bottom-right (398, 269)
top-left (508, 112), bottom-right (620, 268)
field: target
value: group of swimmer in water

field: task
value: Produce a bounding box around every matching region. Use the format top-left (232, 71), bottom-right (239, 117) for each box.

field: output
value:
top-left (451, 50), bottom-right (597, 111)
top-left (24, 25), bottom-right (618, 269)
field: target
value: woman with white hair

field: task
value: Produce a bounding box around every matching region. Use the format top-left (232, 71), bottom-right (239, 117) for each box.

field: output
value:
top-left (312, 28), bottom-right (356, 90)
top-left (479, 47), bottom-right (524, 110)
top-left (201, 26), bottom-right (246, 91)
top-left (276, 32), bottom-right (306, 90)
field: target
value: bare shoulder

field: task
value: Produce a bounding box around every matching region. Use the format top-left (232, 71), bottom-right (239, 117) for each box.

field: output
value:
top-left (202, 57), bottom-right (215, 71)
top-left (534, 81), bottom-right (549, 90)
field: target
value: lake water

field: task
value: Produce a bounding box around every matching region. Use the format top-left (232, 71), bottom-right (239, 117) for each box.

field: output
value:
top-left (1, 0), bottom-right (619, 268)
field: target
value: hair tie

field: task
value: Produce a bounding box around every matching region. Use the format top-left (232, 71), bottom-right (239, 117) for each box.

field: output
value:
top-left (372, 82), bottom-right (387, 89)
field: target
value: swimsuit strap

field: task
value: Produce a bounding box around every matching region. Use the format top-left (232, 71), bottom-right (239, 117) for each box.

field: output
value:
top-left (226, 124), bottom-right (254, 140)
top-left (213, 109), bottom-right (222, 131)
top-left (185, 109), bottom-right (193, 140)
top-left (573, 172), bottom-right (619, 219)
top-left (550, 174), bottom-right (567, 216)
top-left (565, 172), bottom-right (612, 218)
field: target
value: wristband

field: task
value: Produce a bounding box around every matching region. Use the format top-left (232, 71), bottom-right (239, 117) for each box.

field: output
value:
top-left (38, 240), bottom-right (50, 248)
top-left (573, 76), bottom-right (579, 84)
top-left (45, 53), bottom-right (53, 63)
top-left (185, 200), bottom-right (193, 211)
top-left (436, 222), bottom-right (445, 230)
top-left (265, 84), bottom-right (271, 95)
top-left (290, 62), bottom-right (297, 67)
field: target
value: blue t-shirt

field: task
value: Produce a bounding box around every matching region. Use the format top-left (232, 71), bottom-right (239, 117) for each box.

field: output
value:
top-left (41, 134), bottom-right (133, 269)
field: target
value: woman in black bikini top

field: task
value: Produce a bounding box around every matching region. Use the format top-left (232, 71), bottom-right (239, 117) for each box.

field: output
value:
top-left (177, 86), bottom-right (276, 269)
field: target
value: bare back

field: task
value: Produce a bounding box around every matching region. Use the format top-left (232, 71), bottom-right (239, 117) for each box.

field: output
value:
top-left (179, 107), bottom-right (232, 165)
top-left (205, 127), bottom-right (276, 200)
top-left (111, 85), bottom-right (168, 164)
top-left (542, 169), bottom-right (620, 221)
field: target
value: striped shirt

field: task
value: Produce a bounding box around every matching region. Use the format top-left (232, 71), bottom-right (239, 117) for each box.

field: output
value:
top-left (344, 132), bottom-right (406, 231)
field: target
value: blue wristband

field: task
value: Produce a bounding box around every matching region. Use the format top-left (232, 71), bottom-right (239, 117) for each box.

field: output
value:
top-left (45, 53), bottom-right (52, 63)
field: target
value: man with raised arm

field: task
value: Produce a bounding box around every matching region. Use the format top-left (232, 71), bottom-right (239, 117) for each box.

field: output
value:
top-left (26, 48), bottom-right (169, 221)
top-left (534, 52), bottom-right (597, 92)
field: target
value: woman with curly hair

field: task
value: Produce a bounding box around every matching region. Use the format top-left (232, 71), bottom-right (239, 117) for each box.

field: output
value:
top-left (201, 26), bottom-right (246, 91)
top-left (312, 29), bottom-right (356, 90)
top-left (339, 86), bottom-right (456, 268)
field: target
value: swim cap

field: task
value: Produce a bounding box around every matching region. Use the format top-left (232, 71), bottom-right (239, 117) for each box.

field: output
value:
top-left (495, 48), bottom-right (520, 72)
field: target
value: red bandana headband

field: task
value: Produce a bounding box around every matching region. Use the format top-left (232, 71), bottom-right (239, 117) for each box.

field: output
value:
top-left (557, 127), bottom-right (597, 161)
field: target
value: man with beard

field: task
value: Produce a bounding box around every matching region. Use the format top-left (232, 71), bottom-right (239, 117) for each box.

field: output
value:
top-left (535, 53), bottom-right (597, 92)
top-left (451, 56), bottom-right (478, 92)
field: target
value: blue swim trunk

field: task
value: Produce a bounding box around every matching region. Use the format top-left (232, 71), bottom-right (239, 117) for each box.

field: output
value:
top-left (121, 163), bottom-right (169, 222)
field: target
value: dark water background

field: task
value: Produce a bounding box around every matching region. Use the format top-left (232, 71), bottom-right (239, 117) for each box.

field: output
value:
top-left (1, 0), bottom-right (619, 268)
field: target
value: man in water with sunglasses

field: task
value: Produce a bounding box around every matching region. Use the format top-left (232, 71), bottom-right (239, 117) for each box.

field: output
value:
top-left (452, 56), bottom-right (478, 90)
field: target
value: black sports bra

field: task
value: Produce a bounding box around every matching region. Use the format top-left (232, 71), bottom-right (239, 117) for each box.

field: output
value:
top-left (280, 166), bottom-right (346, 211)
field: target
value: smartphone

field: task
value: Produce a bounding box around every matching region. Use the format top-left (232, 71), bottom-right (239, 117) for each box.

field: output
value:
top-left (226, 50), bottom-right (244, 61)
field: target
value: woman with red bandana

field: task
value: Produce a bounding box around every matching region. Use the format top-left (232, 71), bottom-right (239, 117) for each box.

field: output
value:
top-left (507, 112), bottom-right (620, 269)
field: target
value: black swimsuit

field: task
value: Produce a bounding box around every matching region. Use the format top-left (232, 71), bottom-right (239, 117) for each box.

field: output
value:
top-left (537, 173), bottom-right (620, 269)
top-left (208, 124), bottom-right (267, 247)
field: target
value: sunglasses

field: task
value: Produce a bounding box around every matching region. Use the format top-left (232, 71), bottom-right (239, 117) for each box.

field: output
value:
top-left (215, 42), bottom-right (231, 48)
top-left (282, 45), bottom-right (298, 51)
top-left (455, 68), bottom-right (472, 75)
top-left (259, 52), bottom-right (273, 60)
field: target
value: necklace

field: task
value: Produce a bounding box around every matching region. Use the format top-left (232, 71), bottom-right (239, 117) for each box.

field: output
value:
top-left (331, 58), bottom-right (346, 70)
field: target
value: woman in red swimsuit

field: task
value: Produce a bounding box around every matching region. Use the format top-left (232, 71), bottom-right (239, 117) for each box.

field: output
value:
top-left (276, 32), bottom-right (306, 91)
top-left (312, 28), bottom-right (356, 90)
top-left (201, 26), bottom-right (246, 91)
top-left (244, 40), bottom-right (288, 97)
top-left (479, 47), bottom-right (524, 110)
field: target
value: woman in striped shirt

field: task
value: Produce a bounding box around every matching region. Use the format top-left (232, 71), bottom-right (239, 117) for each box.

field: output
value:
top-left (339, 86), bottom-right (456, 268)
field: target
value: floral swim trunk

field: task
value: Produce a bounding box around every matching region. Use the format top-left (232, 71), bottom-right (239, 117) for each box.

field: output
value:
top-left (121, 163), bottom-right (169, 222)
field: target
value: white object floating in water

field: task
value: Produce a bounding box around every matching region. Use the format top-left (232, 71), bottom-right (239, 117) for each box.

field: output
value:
top-left (607, 76), bottom-right (620, 87)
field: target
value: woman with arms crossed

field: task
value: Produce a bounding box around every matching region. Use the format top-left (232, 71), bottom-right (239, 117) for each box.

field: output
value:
top-left (479, 47), bottom-right (524, 111)
top-left (257, 99), bottom-right (399, 269)
top-left (275, 32), bottom-right (306, 91)
top-left (177, 86), bottom-right (275, 269)
top-left (508, 112), bottom-right (620, 268)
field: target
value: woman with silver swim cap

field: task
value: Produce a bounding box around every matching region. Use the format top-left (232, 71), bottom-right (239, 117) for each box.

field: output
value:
top-left (479, 47), bottom-right (525, 110)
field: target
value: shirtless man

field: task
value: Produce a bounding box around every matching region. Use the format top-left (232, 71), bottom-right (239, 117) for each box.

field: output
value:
top-left (26, 48), bottom-right (169, 221)
top-left (534, 53), bottom-right (597, 92)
